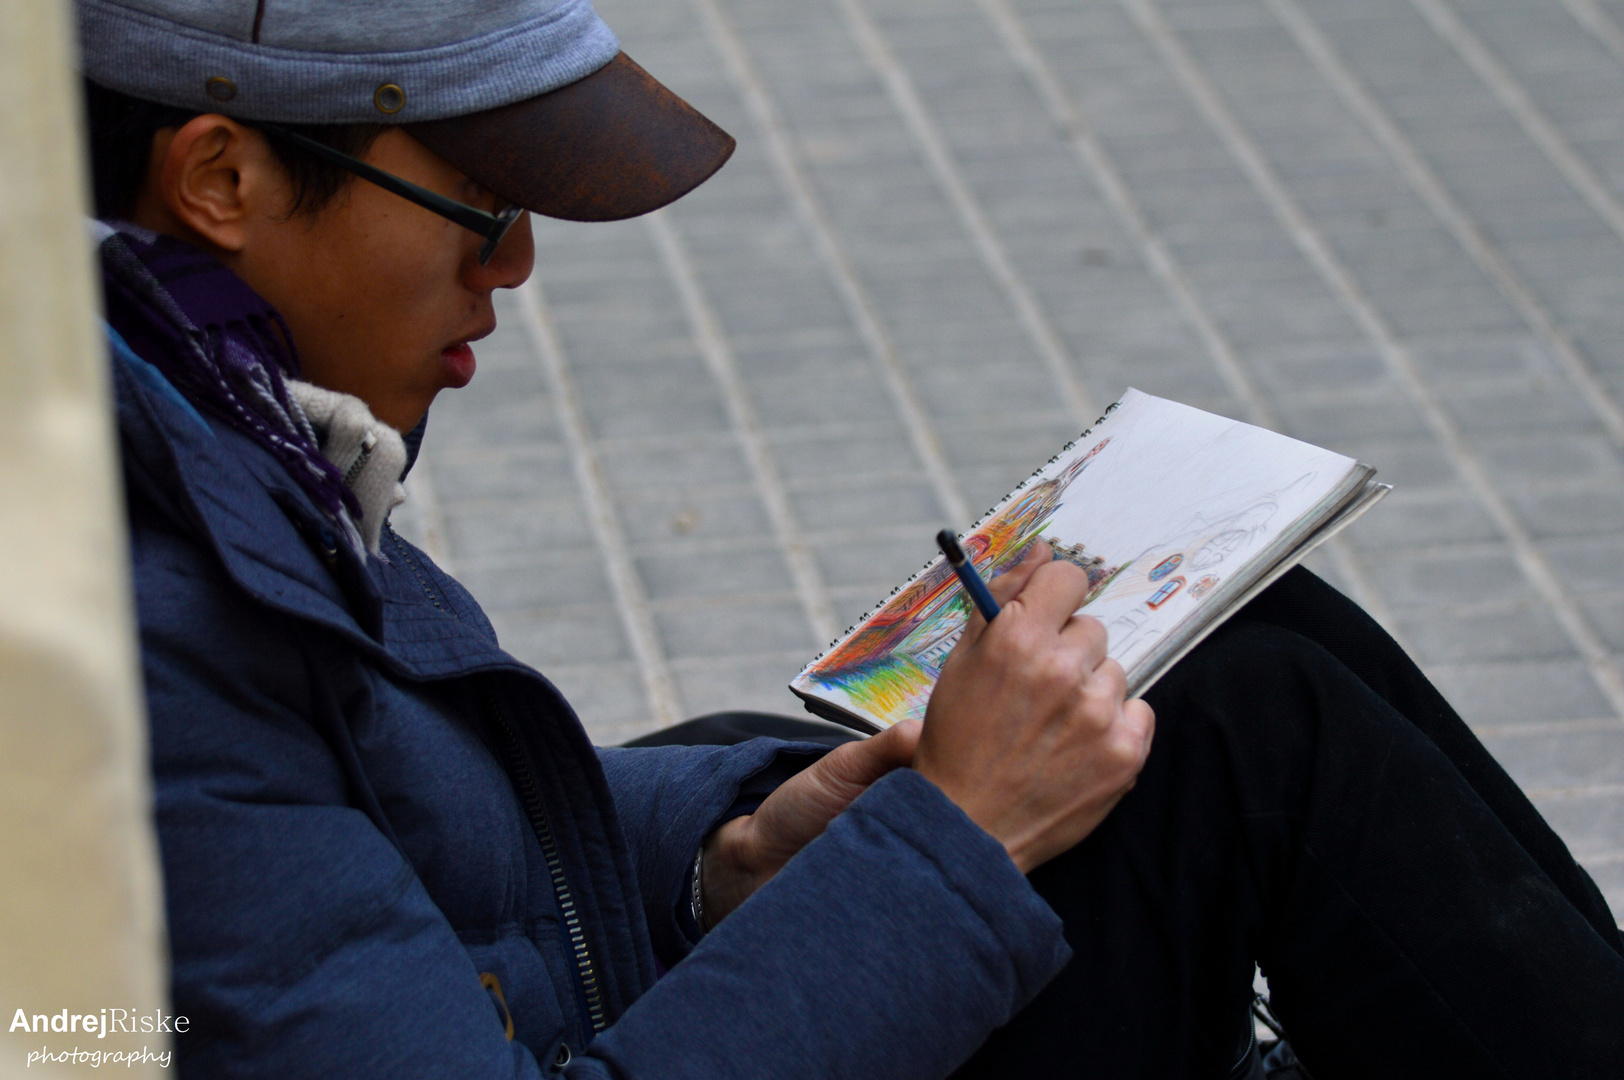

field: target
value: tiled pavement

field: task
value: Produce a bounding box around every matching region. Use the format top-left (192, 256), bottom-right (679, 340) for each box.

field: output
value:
top-left (392, 0), bottom-right (1624, 917)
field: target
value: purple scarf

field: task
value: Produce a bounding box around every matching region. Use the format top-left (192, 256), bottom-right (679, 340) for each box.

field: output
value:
top-left (100, 223), bottom-right (364, 549)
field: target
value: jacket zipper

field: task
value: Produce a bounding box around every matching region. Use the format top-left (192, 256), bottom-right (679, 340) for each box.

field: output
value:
top-left (483, 691), bottom-right (608, 1035)
top-left (342, 431), bottom-right (377, 487)
top-left (386, 525), bottom-right (607, 1035)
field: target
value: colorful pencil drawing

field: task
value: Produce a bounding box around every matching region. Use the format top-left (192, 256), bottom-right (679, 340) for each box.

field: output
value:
top-left (1101, 472), bottom-right (1318, 656)
top-left (801, 437), bottom-right (1124, 724)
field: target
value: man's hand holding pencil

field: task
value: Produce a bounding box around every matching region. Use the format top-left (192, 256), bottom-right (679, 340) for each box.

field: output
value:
top-left (917, 541), bottom-right (1157, 875)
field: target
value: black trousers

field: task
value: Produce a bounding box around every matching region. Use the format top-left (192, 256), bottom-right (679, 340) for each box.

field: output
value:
top-left (630, 569), bottom-right (1624, 1079)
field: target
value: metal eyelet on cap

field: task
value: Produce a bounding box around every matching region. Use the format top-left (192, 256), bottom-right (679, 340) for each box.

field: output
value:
top-left (204, 76), bottom-right (236, 102)
top-left (373, 83), bottom-right (406, 114)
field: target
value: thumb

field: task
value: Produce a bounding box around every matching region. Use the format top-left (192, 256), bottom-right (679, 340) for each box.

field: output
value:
top-left (810, 718), bottom-right (922, 798)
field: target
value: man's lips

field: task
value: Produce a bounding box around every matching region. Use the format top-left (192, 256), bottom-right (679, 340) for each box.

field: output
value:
top-left (441, 341), bottom-right (476, 387)
top-left (440, 320), bottom-right (493, 389)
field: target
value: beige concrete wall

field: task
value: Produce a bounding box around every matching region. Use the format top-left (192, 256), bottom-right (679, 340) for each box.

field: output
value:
top-left (0, 0), bottom-right (169, 1076)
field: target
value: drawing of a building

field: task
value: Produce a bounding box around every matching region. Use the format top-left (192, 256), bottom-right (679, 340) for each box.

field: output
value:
top-left (1045, 537), bottom-right (1123, 594)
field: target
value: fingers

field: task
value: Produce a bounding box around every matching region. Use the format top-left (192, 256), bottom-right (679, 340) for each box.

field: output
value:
top-left (1007, 557), bottom-right (1096, 631)
top-left (956, 540), bottom-right (1051, 649)
top-left (988, 540), bottom-right (1051, 605)
top-left (948, 539), bottom-right (1045, 656)
top-left (1123, 697), bottom-right (1155, 759)
top-left (1058, 613), bottom-right (1110, 670)
top-left (816, 717), bottom-right (922, 793)
top-left (869, 716), bottom-right (923, 768)
top-left (1082, 655), bottom-right (1127, 707)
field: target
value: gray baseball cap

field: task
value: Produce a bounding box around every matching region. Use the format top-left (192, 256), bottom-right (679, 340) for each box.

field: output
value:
top-left (77, 0), bottom-right (735, 221)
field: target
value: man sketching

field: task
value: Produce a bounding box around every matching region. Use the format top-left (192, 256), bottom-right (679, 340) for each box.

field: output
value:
top-left (84, 0), bottom-right (1623, 1076)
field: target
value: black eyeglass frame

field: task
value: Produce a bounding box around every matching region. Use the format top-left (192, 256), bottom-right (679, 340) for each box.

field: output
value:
top-left (260, 124), bottom-right (524, 265)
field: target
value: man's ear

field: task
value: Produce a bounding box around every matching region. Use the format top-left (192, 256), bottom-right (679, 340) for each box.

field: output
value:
top-left (140, 114), bottom-right (282, 254)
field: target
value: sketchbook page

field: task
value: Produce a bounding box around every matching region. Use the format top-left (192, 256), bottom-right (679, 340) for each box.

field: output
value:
top-left (1125, 476), bottom-right (1390, 699)
top-left (791, 389), bottom-right (1361, 731)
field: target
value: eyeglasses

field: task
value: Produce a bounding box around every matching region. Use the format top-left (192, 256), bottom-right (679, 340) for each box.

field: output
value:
top-left (260, 125), bottom-right (524, 265)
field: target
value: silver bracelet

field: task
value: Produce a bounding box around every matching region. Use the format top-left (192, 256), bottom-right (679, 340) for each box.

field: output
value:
top-left (689, 845), bottom-right (711, 936)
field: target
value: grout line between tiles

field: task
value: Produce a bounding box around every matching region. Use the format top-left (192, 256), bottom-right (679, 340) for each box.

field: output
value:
top-left (1559, 0), bottom-right (1624, 68)
top-left (829, 0), bottom-right (1099, 428)
top-left (646, 209), bottom-right (844, 646)
top-left (691, 0), bottom-right (974, 526)
top-left (514, 280), bottom-right (685, 728)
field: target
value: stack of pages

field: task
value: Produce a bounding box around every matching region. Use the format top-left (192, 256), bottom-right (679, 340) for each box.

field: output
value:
top-left (791, 389), bottom-right (1389, 734)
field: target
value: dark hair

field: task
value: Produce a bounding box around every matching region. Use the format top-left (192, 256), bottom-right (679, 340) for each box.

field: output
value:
top-left (83, 80), bottom-right (385, 221)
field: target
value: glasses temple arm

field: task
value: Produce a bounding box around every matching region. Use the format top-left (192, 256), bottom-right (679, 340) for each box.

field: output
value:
top-left (261, 124), bottom-right (504, 240)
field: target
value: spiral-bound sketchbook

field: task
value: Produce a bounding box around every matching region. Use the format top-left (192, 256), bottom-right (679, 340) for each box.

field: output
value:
top-left (791, 389), bottom-right (1390, 734)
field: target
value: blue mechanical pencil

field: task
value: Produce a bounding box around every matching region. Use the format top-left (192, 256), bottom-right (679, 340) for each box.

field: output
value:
top-left (936, 529), bottom-right (1001, 622)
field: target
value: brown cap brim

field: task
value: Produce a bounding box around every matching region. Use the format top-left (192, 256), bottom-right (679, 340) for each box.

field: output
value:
top-left (406, 52), bottom-right (735, 223)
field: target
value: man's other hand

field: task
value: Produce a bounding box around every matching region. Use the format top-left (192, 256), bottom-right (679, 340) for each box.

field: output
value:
top-left (701, 717), bottom-right (923, 924)
top-left (915, 542), bottom-right (1156, 874)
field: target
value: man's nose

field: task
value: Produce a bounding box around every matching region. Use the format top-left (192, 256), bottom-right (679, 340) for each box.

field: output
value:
top-left (471, 210), bottom-right (535, 290)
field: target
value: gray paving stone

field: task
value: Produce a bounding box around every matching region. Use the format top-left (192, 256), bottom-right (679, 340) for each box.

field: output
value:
top-left (636, 547), bottom-right (796, 601)
top-left (957, 466), bottom-right (1058, 519)
top-left (1428, 660), bottom-right (1616, 728)
top-left (1534, 536), bottom-right (1624, 597)
top-left (1340, 487), bottom-right (1501, 550)
top-left (1272, 392), bottom-right (1435, 442)
top-left (1579, 597), bottom-right (1624, 652)
top-left (574, 361), bottom-right (734, 440)
top-left (454, 550), bottom-right (614, 611)
top-left (769, 432), bottom-right (925, 481)
top-left (539, 663), bottom-right (654, 734)
top-left (653, 598), bottom-right (818, 660)
top-left (598, 438), bottom-right (753, 492)
top-left (1086, 358), bottom-right (1236, 406)
top-left (487, 606), bottom-right (631, 668)
top-left (789, 480), bottom-right (944, 534)
top-left (1246, 345), bottom-right (1392, 394)
top-left (1531, 792), bottom-right (1624, 860)
top-left (748, 369), bottom-right (907, 427)
top-left (1409, 337), bottom-right (1554, 380)
top-left (429, 390), bottom-right (556, 448)
top-left (690, 270), bottom-right (852, 336)
top-left (730, 340), bottom-right (873, 383)
top-left (615, 489), bottom-right (775, 545)
top-left (828, 587), bottom-right (893, 630)
top-left (1478, 434), bottom-right (1624, 486)
top-left (425, 445), bottom-right (580, 503)
top-left (1512, 486), bottom-right (1624, 540)
top-left (1393, 603), bottom-right (1575, 666)
top-left (1582, 859), bottom-right (1624, 925)
top-left (813, 535), bottom-right (940, 592)
top-left (936, 419), bottom-right (1095, 480)
top-left (442, 498), bottom-right (597, 560)
top-left (669, 653), bottom-right (813, 717)
top-left (1367, 544), bottom-right (1535, 610)
top-left (1479, 724), bottom-right (1624, 794)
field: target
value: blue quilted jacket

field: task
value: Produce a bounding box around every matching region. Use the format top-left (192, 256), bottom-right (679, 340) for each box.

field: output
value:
top-left (111, 326), bottom-right (1070, 1079)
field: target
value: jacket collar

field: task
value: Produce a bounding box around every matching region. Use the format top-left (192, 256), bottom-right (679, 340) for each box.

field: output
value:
top-left (113, 324), bottom-right (522, 680)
